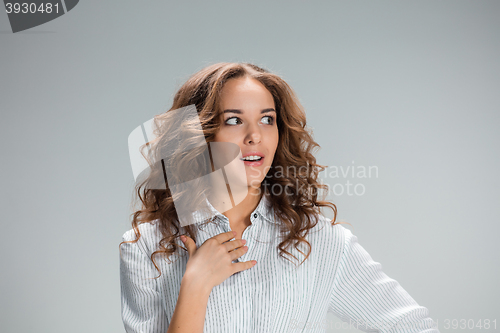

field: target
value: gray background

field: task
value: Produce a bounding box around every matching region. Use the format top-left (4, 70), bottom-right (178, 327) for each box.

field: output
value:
top-left (1, 1), bottom-right (498, 332)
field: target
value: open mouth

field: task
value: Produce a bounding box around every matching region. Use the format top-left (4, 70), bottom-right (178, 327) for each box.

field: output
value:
top-left (240, 156), bottom-right (263, 162)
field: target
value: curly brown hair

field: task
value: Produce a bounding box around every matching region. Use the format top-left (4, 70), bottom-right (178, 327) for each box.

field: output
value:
top-left (121, 62), bottom-right (343, 278)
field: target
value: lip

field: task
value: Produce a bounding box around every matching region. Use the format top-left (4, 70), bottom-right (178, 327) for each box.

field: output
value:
top-left (240, 151), bottom-right (265, 166)
top-left (241, 151), bottom-right (265, 158)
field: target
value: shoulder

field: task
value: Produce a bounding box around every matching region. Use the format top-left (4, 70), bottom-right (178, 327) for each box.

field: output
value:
top-left (121, 219), bottom-right (163, 255)
top-left (293, 213), bottom-right (354, 276)
top-left (310, 213), bottom-right (351, 243)
top-left (300, 213), bottom-right (354, 260)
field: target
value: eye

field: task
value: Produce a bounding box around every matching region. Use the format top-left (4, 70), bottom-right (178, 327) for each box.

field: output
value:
top-left (261, 115), bottom-right (275, 125)
top-left (225, 117), bottom-right (241, 125)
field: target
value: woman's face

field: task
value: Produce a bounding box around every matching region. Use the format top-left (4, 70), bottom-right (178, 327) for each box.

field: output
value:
top-left (214, 76), bottom-right (279, 189)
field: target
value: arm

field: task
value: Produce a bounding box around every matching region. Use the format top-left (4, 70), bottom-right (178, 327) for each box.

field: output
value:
top-left (120, 232), bottom-right (169, 333)
top-left (120, 230), bottom-right (213, 333)
top-left (167, 273), bottom-right (212, 333)
top-left (328, 227), bottom-right (440, 333)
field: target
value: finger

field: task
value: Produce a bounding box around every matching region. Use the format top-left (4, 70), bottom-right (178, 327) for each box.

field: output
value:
top-left (232, 260), bottom-right (257, 274)
top-left (213, 230), bottom-right (237, 244)
top-left (225, 238), bottom-right (246, 252)
top-left (229, 245), bottom-right (248, 261)
top-left (181, 235), bottom-right (197, 257)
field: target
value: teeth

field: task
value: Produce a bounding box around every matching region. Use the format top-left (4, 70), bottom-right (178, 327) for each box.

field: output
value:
top-left (241, 155), bottom-right (262, 161)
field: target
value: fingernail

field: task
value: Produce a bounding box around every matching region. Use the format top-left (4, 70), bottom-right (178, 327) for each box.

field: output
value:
top-left (180, 235), bottom-right (186, 242)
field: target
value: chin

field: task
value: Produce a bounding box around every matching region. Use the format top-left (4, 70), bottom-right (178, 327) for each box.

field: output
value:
top-left (247, 178), bottom-right (263, 188)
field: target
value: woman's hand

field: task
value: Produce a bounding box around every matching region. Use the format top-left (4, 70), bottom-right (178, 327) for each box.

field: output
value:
top-left (180, 231), bottom-right (256, 291)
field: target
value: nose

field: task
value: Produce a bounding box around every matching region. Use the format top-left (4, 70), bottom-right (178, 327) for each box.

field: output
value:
top-left (245, 123), bottom-right (261, 145)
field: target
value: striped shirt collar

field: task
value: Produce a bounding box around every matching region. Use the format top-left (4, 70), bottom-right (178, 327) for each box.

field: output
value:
top-left (190, 193), bottom-right (277, 226)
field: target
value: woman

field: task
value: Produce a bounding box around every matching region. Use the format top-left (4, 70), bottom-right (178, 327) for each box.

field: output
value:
top-left (120, 62), bottom-right (439, 333)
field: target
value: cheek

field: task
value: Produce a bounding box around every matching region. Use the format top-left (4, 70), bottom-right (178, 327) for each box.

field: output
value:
top-left (272, 131), bottom-right (279, 152)
top-left (213, 130), bottom-right (223, 141)
top-left (213, 130), bottom-right (230, 142)
top-left (266, 137), bottom-right (279, 165)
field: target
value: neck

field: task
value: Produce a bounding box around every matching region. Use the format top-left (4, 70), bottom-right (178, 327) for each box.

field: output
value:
top-left (222, 186), bottom-right (263, 227)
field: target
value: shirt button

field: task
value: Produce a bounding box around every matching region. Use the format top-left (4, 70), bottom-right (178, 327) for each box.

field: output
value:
top-left (253, 213), bottom-right (258, 218)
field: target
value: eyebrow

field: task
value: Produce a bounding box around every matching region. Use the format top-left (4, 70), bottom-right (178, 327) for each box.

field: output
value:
top-left (223, 108), bottom-right (276, 114)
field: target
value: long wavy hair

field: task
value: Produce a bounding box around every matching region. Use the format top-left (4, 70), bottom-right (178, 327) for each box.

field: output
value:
top-left (121, 62), bottom-right (344, 278)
